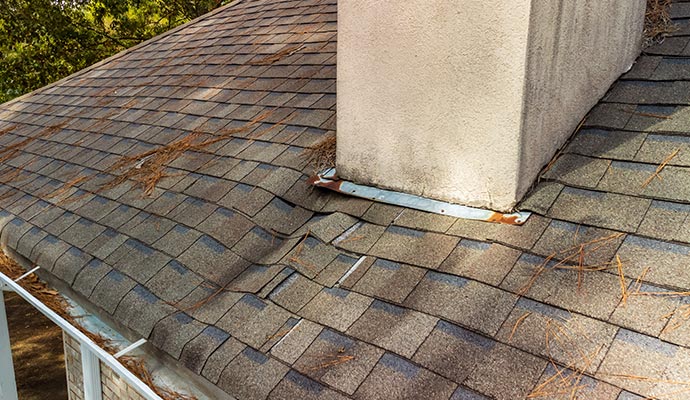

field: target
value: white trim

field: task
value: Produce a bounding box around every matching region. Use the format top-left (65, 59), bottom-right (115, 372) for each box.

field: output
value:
top-left (80, 342), bottom-right (103, 400)
top-left (113, 338), bottom-right (147, 358)
top-left (0, 272), bottom-right (162, 400)
top-left (0, 288), bottom-right (19, 400)
top-left (13, 266), bottom-right (40, 282)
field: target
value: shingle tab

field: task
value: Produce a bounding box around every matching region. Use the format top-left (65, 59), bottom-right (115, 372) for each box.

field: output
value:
top-left (294, 329), bottom-right (383, 395)
top-left (354, 353), bottom-right (457, 400)
top-left (405, 271), bottom-right (517, 336)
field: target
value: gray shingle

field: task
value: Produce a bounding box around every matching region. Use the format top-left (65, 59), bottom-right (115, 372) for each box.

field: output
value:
top-left (314, 254), bottom-right (360, 288)
top-left (146, 260), bottom-right (203, 303)
top-left (306, 212), bottom-right (358, 243)
top-left (596, 161), bottom-right (657, 196)
top-left (439, 240), bottom-right (521, 286)
top-left (519, 181), bottom-right (564, 215)
top-left (152, 224), bottom-right (202, 257)
top-left (60, 218), bottom-right (106, 248)
top-left (52, 246), bottom-right (93, 285)
top-left (610, 283), bottom-right (681, 337)
top-left (597, 329), bottom-right (680, 396)
top-left (495, 298), bottom-right (617, 374)
top-left (542, 154), bottom-right (610, 188)
top-left (533, 365), bottom-right (620, 400)
top-left (393, 209), bottom-right (457, 233)
top-left (548, 187), bottom-right (650, 232)
top-left (83, 228), bottom-right (128, 260)
top-left (501, 253), bottom-right (627, 320)
top-left (294, 329), bottom-right (383, 395)
top-left (150, 313), bottom-right (207, 359)
top-left (464, 344), bottom-right (546, 400)
top-left (178, 235), bottom-right (249, 286)
top-left (333, 222), bottom-right (386, 254)
top-left (33, 235), bottom-right (71, 271)
top-left (73, 258), bottom-right (112, 298)
top-left (616, 235), bottom-right (690, 289)
top-left (406, 271), bottom-right (517, 336)
top-left (300, 287), bottom-right (373, 332)
top-left (347, 300), bottom-right (437, 358)
top-left (640, 166), bottom-right (690, 203)
top-left (532, 220), bottom-right (624, 266)
top-left (180, 326), bottom-right (231, 374)
top-left (268, 273), bottom-right (322, 313)
top-left (268, 371), bottom-right (348, 400)
top-left (217, 348), bottom-right (288, 400)
top-left (635, 134), bottom-right (690, 167)
top-left (369, 226), bottom-right (459, 269)
top-left (354, 353), bottom-right (457, 400)
top-left (566, 129), bottom-right (646, 160)
top-left (176, 285), bottom-right (244, 325)
top-left (269, 319), bottom-right (323, 364)
top-left (253, 198), bottom-right (313, 235)
top-left (412, 320), bottom-right (496, 383)
top-left (114, 285), bottom-right (176, 337)
top-left (106, 239), bottom-right (171, 282)
top-left (89, 270), bottom-right (136, 314)
top-left (229, 264), bottom-right (285, 293)
top-left (350, 259), bottom-right (425, 304)
top-left (638, 200), bottom-right (690, 243)
top-left (216, 294), bottom-right (293, 348)
top-left (196, 207), bottom-right (254, 248)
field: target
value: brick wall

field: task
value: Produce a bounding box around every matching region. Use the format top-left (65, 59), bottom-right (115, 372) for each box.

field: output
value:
top-left (63, 333), bottom-right (146, 400)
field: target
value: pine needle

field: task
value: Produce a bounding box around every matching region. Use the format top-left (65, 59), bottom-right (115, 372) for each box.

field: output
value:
top-left (616, 255), bottom-right (628, 305)
top-left (508, 312), bottom-right (531, 341)
top-left (642, 147), bottom-right (681, 188)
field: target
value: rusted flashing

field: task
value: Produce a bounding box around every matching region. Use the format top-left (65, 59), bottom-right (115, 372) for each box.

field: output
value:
top-left (310, 169), bottom-right (531, 225)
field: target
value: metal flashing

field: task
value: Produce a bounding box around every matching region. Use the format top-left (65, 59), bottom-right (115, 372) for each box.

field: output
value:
top-left (309, 168), bottom-right (531, 225)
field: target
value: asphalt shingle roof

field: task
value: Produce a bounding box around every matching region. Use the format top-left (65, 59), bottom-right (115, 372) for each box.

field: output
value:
top-left (2, 0), bottom-right (690, 399)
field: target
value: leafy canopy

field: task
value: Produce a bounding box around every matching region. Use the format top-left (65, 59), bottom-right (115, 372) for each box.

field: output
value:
top-left (0, 0), bottom-right (226, 103)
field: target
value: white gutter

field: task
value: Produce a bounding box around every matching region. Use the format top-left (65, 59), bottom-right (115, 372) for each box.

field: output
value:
top-left (0, 270), bottom-right (163, 400)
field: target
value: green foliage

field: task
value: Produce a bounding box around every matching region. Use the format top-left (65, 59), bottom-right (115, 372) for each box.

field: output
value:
top-left (0, 0), bottom-right (226, 103)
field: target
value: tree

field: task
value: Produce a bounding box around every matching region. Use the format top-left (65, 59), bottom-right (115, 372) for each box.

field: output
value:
top-left (0, 0), bottom-right (227, 103)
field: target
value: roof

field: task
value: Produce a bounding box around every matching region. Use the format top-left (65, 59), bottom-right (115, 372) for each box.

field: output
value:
top-left (1, 0), bottom-right (690, 399)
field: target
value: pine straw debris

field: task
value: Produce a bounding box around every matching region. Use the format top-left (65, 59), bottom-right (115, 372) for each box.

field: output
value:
top-left (303, 132), bottom-right (336, 173)
top-left (0, 252), bottom-right (196, 400)
top-left (644, 0), bottom-right (678, 46)
top-left (518, 233), bottom-right (624, 296)
top-left (118, 356), bottom-right (196, 400)
top-left (0, 122), bottom-right (65, 164)
top-left (526, 316), bottom-right (604, 399)
top-left (101, 113), bottom-right (271, 197)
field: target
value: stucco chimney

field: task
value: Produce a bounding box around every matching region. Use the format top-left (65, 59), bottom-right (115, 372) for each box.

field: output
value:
top-left (336, 1), bottom-right (646, 212)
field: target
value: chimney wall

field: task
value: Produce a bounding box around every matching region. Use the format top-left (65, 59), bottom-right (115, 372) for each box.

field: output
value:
top-left (336, 0), bottom-right (646, 212)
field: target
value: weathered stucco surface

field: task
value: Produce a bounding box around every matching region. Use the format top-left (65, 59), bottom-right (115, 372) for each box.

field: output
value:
top-left (518, 0), bottom-right (646, 198)
top-left (337, 0), bottom-right (646, 212)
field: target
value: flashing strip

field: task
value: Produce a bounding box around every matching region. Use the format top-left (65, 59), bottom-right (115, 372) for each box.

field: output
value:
top-left (336, 256), bottom-right (367, 287)
top-left (0, 271), bottom-right (163, 400)
top-left (309, 168), bottom-right (531, 225)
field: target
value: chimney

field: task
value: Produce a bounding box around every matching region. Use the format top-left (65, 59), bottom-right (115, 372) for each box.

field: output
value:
top-left (336, 0), bottom-right (646, 212)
